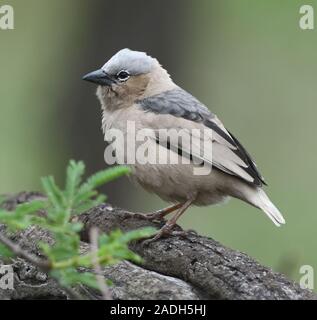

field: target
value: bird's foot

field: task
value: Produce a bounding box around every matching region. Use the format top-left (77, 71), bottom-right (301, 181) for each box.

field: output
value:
top-left (186, 229), bottom-right (198, 235)
top-left (142, 223), bottom-right (195, 245)
top-left (126, 204), bottom-right (183, 222)
top-left (141, 210), bottom-right (169, 221)
top-left (142, 199), bottom-right (196, 244)
top-left (126, 211), bottom-right (166, 221)
top-left (142, 223), bottom-right (176, 245)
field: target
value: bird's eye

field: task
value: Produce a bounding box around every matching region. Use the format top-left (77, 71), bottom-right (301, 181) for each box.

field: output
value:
top-left (116, 70), bottom-right (130, 82)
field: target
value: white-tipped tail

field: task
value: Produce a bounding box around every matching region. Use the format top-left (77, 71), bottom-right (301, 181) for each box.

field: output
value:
top-left (254, 189), bottom-right (285, 227)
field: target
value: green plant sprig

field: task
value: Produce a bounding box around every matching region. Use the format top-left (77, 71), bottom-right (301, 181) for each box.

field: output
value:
top-left (0, 160), bottom-right (156, 294)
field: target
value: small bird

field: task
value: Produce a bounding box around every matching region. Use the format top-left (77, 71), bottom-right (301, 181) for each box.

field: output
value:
top-left (83, 49), bottom-right (285, 241)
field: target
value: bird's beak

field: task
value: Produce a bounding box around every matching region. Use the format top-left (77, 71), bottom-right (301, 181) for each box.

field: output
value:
top-left (82, 69), bottom-right (116, 86)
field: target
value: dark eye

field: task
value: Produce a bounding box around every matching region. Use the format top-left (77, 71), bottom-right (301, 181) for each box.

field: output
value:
top-left (116, 70), bottom-right (130, 82)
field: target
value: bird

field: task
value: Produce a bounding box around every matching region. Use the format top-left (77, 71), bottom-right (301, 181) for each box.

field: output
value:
top-left (83, 48), bottom-right (285, 241)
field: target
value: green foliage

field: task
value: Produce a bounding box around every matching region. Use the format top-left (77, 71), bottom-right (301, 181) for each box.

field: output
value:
top-left (0, 195), bottom-right (5, 206)
top-left (0, 161), bottom-right (156, 293)
top-left (0, 243), bottom-right (13, 258)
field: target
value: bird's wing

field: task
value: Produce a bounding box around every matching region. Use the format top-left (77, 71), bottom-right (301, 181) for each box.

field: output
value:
top-left (137, 88), bottom-right (266, 186)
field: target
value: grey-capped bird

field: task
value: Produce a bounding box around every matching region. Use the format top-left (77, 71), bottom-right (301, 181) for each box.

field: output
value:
top-left (83, 49), bottom-right (285, 241)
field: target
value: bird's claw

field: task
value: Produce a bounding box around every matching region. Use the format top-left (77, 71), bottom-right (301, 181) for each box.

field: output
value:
top-left (126, 211), bottom-right (167, 222)
top-left (142, 224), bottom-right (175, 245)
top-left (142, 225), bottom-right (195, 245)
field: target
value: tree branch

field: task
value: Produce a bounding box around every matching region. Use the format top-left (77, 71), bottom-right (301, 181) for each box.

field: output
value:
top-left (0, 192), bottom-right (316, 300)
top-left (0, 231), bottom-right (51, 272)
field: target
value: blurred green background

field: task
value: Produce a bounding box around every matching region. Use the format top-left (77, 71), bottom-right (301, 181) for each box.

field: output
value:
top-left (1, 0), bottom-right (316, 287)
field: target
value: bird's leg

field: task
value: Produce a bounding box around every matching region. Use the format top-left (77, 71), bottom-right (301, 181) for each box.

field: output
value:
top-left (144, 198), bottom-right (195, 243)
top-left (143, 203), bottom-right (183, 220)
top-left (129, 203), bottom-right (183, 221)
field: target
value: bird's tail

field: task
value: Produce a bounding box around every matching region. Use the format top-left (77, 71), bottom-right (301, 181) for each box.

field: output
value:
top-left (251, 188), bottom-right (285, 227)
top-left (232, 181), bottom-right (286, 227)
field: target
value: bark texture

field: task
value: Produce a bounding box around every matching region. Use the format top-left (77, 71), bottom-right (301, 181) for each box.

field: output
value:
top-left (0, 192), bottom-right (315, 300)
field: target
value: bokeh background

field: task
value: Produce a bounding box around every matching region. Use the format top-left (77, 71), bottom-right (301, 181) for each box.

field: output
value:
top-left (1, 0), bottom-right (316, 286)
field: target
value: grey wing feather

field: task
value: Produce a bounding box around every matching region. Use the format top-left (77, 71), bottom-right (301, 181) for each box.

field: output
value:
top-left (139, 88), bottom-right (213, 122)
top-left (137, 88), bottom-right (266, 187)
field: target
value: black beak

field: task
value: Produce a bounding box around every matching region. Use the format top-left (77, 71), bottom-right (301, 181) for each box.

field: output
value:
top-left (82, 69), bottom-right (116, 86)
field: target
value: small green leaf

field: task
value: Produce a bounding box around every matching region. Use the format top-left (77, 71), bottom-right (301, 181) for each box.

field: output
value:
top-left (0, 195), bottom-right (6, 206)
top-left (118, 227), bottom-right (157, 243)
top-left (75, 272), bottom-right (99, 290)
top-left (0, 243), bottom-right (14, 258)
top-left (69, 222), bottom-right (84, 233)
top-left (65, 160), bottom-right (85, 205)
top-left (41, 176), bottom-right (65, 211)
top-left (73, 195), bottom-right (107, 215)
top-left (85, 166), bottom-right (131, 189)
top-left (15, 200), bottom-right (47, 216)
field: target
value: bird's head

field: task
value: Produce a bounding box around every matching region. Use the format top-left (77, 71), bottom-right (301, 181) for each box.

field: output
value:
top-left (83, 49), bottom-right (175, 110)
